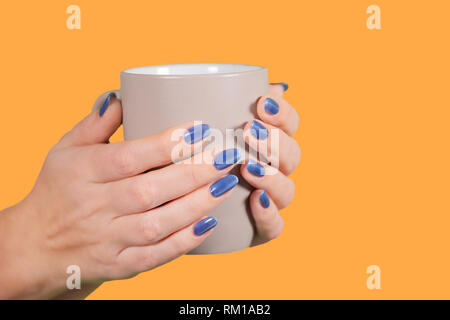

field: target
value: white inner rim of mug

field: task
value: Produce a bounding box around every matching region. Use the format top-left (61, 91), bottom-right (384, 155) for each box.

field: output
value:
top-left (124, 64), bottom-right (263, 75)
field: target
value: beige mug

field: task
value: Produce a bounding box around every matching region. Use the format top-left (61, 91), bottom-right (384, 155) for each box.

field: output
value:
top-left (93, 63), bottom-right (268, 254)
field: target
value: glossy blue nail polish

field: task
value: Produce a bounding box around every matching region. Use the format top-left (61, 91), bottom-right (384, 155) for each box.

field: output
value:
top-left (194, 216), bottom-right (218, 236)
top-left (213, 148), bottom-right (241, 170)
top-left (99, 93), bottom-right (115, 117)
top-left (270, 82), bottom-right (289, 92)
top-left (265, 97), bottom-right (279, 115)
top-left (250, 120), bottom-right (268, 140)
top-left (259, 190), bottom-right (270, 208)
top-left (247, 159), bottom-right (265, 177)
top-left (210, 175), bottom-right (239, 197)
top-left (184, 124), bottom-right (211, 144)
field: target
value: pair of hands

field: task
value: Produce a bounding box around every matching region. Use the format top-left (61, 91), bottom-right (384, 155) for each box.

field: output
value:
top-left (0, 84), bottom-right (300, 299)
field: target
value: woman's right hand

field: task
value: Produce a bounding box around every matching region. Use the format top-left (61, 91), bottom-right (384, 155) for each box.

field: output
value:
top-left (0, 96), bottom-right (240, 299)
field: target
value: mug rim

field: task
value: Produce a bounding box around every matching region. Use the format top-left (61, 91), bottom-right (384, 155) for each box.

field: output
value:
top-left (122, 63), bottom-right (266, 78)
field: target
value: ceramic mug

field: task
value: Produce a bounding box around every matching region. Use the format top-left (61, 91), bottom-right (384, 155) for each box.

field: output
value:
top-left (93, 63), bottom-right (268, 254)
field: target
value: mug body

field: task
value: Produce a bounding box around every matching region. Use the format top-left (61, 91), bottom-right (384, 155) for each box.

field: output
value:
top-left (120, 64), bottom-right (268, 254)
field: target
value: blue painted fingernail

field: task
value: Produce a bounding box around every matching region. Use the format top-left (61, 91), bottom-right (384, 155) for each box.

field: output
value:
top-left (194, 216), bottom-right (218, 236)
top-left (250, 120), bottom-right (268, 140)
top-left (259, 190), bottom-right (270, 208)
top-left (265, 97), bottom-right (279, 115)
top-left (247, 159), bottom-right (265, 177)
top-left (184, 124), bottom-right (211, 144)
top-left (213, 148), bottom-right (241, 170)
top-left (270, 82), bottom-right (289, 92)
top-left (210, 175), bottom-right (239, 197)
top-left (99, 93), bottom-right (116, 117)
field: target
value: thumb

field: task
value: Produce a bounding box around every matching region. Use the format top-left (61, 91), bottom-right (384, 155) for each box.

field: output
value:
top-left (57, 93), bottom-right (122, 148)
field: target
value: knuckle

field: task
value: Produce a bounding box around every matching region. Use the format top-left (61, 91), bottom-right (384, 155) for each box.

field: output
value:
top-left (155, 131), bottom-right (171, 159)
top-left (287, 179), bottom-right (296, 204)
top-left (130, 180), bottom-right (155, 209)
top-left (140, 216), bottom-right (161, 243)
top-left (187, 193), bottom-right (208, 216)
top-left (280, 179), bottom-right (295, 209)
top-left (171, 236), bottom-right (190, 257)
top-left (294, 143), bottom-right (301, 167)
top-left (44, 148), bottom-right (65, 169)
top-left (285, 143), bottom-right (301, 174)
top-left (293, 112), bottom-right (300, 133)
top-left (286, 107), bottom-right (300, 135)
top-left (56, 131), bottom-right (71, 146)
top-left (43, 148), bottom-right (83, 180)
top-left (113, 143), bottom-right (135, 176)
top-left (187, 164), bottom-right (203, 186)
top-left (142, 249), bottom-right (157, 271)
top-left (266, 216), bottom-right (284, 240)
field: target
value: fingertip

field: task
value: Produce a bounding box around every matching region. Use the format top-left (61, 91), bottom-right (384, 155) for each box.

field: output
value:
top-left (209, 175), bottom-right (239, 198)
top-left (250, 189), bottom-right (269, 210)
top-left (269, 83), bottom-right (288, 98)
top-left (94, 95), bottom-right (122, 120)
top-left (94, 96), bottom-right (123, 137)
top-left (250, 189), bottom-right (284, 241)
top-left (270, 82), bottom-right (289, 92)
top-left (58, 96), bottom-right (123, 148)
top-left (250, 189), bottom-right (271, 209)
top-left (193, 216), bottom-right (218, 236)
top-left (99, 92), bottom-right (114, 117)
top-left (259, 190), bottom-right (271, 209)
top-left (181, 121), bottom-right (212, 144)
top-left (256, 96), bottom-right (283, 127)
top-left (249, 189), bottom-right (273, 226)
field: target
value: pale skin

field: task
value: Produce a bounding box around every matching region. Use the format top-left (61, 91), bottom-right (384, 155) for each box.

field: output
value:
top-left (0, 84), bottom-right (300, 299)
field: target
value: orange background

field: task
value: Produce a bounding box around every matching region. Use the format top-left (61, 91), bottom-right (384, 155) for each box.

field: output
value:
top-left (1, 0), bottom-right (449, 299)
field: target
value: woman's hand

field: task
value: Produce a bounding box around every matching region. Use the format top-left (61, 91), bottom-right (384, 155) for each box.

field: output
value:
top-left (0, 97), bottom-right (241, 299)
top-left (241, 83), bottom-right (301, 246)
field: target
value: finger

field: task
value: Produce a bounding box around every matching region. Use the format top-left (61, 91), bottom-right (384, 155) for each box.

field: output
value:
top-left (243, 119), bottom-right (301, 175)
top-left (250, 189), bottom-right (284, 242)
top-left (255, 95), bottom-right (299, 136)
top-left (89, 121), bottom-right (212, 182)
top-left (241, 159), bottom-right (295, 209)
top-left (117, 216), bottom-right (217, 275)
top-left (106, 148), bottom-right (241, 214)
top-left (57, 94), bottom-right (122, 148)
top-left (111, 175), bottom-right (238, 247)
top-left (269, 82), bottom-right (289, 97)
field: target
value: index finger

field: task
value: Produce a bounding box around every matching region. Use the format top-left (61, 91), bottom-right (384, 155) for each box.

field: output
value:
top-left (89, 121), bottom-right (212, 182)
top-left (269, 82), bottom-right (289, 97)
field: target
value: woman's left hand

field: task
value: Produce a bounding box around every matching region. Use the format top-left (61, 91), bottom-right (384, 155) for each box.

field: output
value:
top-left (241, 83), bottom-right (301, 246)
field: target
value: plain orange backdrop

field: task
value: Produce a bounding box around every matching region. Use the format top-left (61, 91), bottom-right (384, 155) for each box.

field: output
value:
top-left (0, 0), bottom-right (449, 299)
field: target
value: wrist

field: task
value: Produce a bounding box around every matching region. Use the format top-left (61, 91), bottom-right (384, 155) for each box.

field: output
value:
top-left (0, 199), bottom-right (65, 299)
